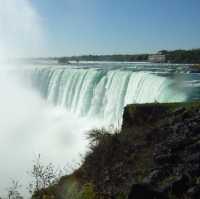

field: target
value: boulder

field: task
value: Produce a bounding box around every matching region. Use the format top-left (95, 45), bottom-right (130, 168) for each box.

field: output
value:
top-left (162, 175), bottom-right (190, 197)
top-left (128, 184), bottom-right (168, 199)
top-left (187, 186), bottom-right (200, 199)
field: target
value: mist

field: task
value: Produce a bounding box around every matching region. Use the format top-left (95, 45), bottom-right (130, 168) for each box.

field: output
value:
top-left (0, 0), bottom-right (44, 59)
top-left (0, 0), bottom-right (95, 196)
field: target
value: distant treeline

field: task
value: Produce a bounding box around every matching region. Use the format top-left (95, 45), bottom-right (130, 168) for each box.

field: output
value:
top-left (159, 49), bottom-right (200, 64)
top-left (56, 48), bottom-right (200, 64)
top-left (58, 54), bottom-right (149, 63)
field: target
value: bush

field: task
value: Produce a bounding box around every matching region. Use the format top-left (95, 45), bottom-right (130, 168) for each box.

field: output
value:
top-left (6, 180), bottom-right (23, 199)
top-left (28, 154), bottom-right (61, 196)
top-left (80, 184), bottom-right (96, 199)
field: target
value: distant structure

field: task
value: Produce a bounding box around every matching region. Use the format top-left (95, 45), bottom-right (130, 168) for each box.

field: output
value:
top-left (148, 54), bottom-right (166, 63)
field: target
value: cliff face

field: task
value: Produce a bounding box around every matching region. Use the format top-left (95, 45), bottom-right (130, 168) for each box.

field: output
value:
top-left (123, 103), bottom-right (200, 199)
top-left (33, 102), bottom-right (200, 199)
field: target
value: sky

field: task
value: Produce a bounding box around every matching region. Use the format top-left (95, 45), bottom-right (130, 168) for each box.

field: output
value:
top-left (28, 0), bottom-right (200, 56)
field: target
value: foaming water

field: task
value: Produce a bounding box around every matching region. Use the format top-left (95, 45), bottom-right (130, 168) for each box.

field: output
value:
top-left (0, 61), bottom-right (198, 196)
top-left (0, 0), bottom-right (43, 59)
top-left (0, 67), bottom-right (102, 196)
top-left (0, 0), bottom-right (199, 197)
top-left (1, 59), bottom-right (200, 196)
top-left (0, 0), bottom-right (91, 196)
top-left (29, 66), bottom-right (187, 124)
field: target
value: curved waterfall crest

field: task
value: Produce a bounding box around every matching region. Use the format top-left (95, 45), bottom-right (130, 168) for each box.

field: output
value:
top-left (30, 68), bottom-right (187, 124)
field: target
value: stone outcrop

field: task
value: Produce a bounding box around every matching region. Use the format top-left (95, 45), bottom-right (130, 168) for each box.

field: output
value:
top-left (124, 103), bottom-right (200, 199)
top-left (32, 102), bottom-right (200, 199)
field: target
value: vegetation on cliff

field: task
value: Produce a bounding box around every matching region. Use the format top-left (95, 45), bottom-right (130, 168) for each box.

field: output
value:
top-left (31, 102), bottom-right (200, 199)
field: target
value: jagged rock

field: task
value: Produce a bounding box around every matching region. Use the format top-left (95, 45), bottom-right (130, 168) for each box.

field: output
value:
top-left (187, 186), bottom-right (200, 199)
top-left (185, 152), bottom-right (200, 164)
top-left (143, 170), bottom-right (166, 185)
top-left (173, 107), bottom-right (186, 116)
top-left (162, 175), bottom-right (191, 197)
top-left (34, 103), bottom-right (200, 199)
top-left (187, 142), bottom-right (200, 153)
top-left (128, 184), bottom-right (168, 199)
top-left (188, 163), bottom-right (200, 177)
top-left (154, 153), bottom-right (178, 165)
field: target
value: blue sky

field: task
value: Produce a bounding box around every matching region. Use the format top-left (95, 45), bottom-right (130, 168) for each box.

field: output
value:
top-left (32, 0), bottom-right (200, 56)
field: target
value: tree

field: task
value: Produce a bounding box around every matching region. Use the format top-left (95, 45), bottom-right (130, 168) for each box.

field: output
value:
top-left (7, 180), bottom-right (23, 199)
top-left (28, 154), bottom-right (60, 195)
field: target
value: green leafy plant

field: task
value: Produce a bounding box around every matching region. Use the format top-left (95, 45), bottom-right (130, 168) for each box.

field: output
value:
top-left (80, 183), bottom-right (96, 199)
top-left (7, 180), bottom-right (23, 199)
top-left (28, 154), bottom-right (60, 195)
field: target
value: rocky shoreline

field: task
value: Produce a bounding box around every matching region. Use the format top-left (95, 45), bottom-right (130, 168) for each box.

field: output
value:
top-left (33, 102), bottom-right (200, 199)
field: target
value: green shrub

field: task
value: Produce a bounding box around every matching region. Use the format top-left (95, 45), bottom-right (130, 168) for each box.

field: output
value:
top-left (80, 183), bottom-right (96, 199)
top-left (116, 192), bottom-right (127, 199)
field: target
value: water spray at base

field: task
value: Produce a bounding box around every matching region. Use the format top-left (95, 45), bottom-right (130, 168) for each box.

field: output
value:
top-left (0, 0), bottom-right (95, 196)
top-left (0, 69), bottom-right (100, 196)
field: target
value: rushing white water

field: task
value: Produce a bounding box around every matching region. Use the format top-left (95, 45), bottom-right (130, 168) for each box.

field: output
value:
top-left (0, 0), bottom-right (92, 197)
top-left (0, 0), bottom-right (193, 197)
top-left (0, 60), bottom-right (197, 198)
top-left (0, 67), bottom-right (103, 197)
top-left (30, 67), bottom-right (187, 125)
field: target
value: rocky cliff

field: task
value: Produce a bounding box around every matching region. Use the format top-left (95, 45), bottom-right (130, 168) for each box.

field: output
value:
top-left (32, 102), bottom-right (200, 199)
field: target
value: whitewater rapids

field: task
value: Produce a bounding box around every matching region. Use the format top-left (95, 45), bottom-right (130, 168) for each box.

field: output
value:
top-left (29, 67), bottom-right (187, 125)
top-left (1, 61), bottom-right (199, 196)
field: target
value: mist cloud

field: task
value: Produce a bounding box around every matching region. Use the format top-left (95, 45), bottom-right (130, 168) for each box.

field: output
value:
top-left (0, 70), bottom-right (92, 195)
top-left (0, 0), bottom-right (44, 59)
top-left (0, 0), bottom-right (93, 196)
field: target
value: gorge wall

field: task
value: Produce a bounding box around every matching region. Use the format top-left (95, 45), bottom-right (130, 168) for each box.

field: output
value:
top-left (32, 102), bottom-right (200, 199)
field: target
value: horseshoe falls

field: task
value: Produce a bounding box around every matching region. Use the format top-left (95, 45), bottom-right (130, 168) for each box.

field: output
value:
top-left (29, 64), bottom-right (191, 125)
top-left (1, 61), bottom-right (200, 197)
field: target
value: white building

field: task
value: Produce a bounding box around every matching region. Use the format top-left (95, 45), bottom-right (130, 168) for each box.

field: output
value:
top-left (148, 54), bottom-right (166, 63)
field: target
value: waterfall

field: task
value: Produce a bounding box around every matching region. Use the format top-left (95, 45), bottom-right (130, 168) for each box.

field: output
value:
top-left (30, 67), bottom-right (187, 124)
